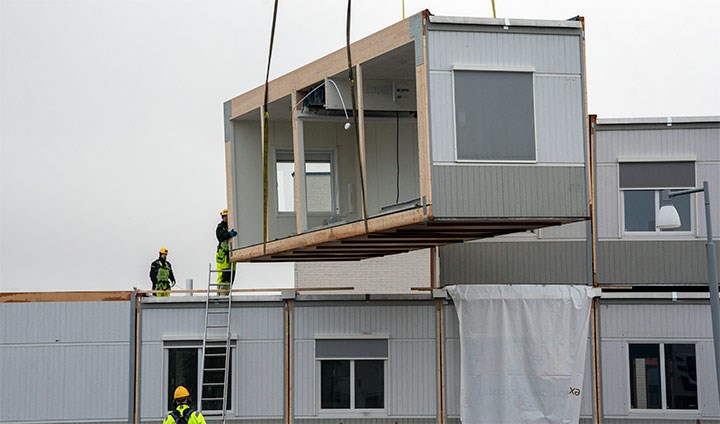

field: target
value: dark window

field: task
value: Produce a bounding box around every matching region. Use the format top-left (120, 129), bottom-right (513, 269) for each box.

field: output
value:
top-left (454, 70), bottom-right (536, 161)
top-left (168, 348), bottom-right (198, 411)
top-left (629, 343), bottom-right (697, 410)
top-left (276, 151), bottom-right (333, 213)
top-left (317, 339), bottom-right (387, 411)
top-left (623, 190), bottom-right (691, 232)
top-left (321, 360), bottom-right (351, 409)
top-left (167, 346), bottom-right (232, 412)
top-left (664, 344), bottom-right (698, 409)
top-left (202, 346), bottom-right (233, 411)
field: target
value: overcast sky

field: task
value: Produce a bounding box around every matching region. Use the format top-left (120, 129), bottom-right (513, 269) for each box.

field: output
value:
top-left (1, 0), bottom-right (718, 293)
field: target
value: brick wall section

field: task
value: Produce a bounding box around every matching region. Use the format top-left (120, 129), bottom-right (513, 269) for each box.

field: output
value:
top-left (294, 249), bottom-right (431, 293)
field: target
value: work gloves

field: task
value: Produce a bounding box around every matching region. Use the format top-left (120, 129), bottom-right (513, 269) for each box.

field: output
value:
top-left (228, 229), bottom-right (238, 238)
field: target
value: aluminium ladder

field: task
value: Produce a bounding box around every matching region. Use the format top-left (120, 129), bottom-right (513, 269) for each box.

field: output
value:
top-left (199, 263), bottom-right (235, 422)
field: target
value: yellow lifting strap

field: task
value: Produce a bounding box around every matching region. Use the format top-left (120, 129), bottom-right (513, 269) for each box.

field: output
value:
top-left (262, 0), bottom-right (280, 254)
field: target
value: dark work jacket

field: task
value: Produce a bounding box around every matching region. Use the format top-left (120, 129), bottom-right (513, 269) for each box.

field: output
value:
top-left (216, 221), bottom-right (232, 250)
top-left (150, 257), bottom-right (176, 285)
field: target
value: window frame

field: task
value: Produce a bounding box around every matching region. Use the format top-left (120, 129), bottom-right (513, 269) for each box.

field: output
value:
top-left (451, 65), bottom-right (538, 164)
top-left (626, 341), bottom-right (699, 414)
top-left (617, 160), bottom-right (697, 237)
top-left (274, 148), bottom-right (338, 216)
top-left (163, 340), bottom-right (236, 415)
top-left (315, 337), bottom-right (389, 416)
top-left (620, 187), bottom-right (694, 236)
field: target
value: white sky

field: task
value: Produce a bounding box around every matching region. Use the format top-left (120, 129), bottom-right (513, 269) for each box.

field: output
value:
top-left (1, 0), bottom-right (718, 293)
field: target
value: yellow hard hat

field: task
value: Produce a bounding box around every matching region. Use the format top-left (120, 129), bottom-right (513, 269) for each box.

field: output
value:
top-left (174, 385), bottom-right (190, 400)
top-left (159, 247), bottom-right (168, 254)
top-left (220, 209), bottom-right (228, 216)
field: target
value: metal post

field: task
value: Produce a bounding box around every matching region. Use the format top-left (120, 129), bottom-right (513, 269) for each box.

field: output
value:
top-left (186, 278), bottom-right (193, 296)
top-left (128, 289), bottom-right (137, 424)
top-left (702, 182), bottom-right (720, 405)
top-left (669, 181), bottom-right (720, 405)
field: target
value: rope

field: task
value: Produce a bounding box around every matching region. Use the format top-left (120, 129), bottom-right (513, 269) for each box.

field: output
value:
top-left (346, 0), bottom-right (369, 232)
top-left (262, 0), bottom-right (279, 253)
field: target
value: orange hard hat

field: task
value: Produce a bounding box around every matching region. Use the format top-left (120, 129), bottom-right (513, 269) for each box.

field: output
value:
top-left (174, 385), bottom-right (190, 400)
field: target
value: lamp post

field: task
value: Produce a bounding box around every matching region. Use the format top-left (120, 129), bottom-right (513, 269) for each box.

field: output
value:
top-left (658, 181), bottom-right (719, 403)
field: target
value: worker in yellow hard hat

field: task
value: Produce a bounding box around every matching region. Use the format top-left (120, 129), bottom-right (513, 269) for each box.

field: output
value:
top-left (215, 209), bottom-right (237, 295)
top-left (164, 386), bottom-right (206, 424)
top-left (150, 247), bottom-right (176, 297)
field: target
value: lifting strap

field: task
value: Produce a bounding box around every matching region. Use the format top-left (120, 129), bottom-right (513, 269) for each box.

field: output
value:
top-left (262, 0), bottom-right (280, 253)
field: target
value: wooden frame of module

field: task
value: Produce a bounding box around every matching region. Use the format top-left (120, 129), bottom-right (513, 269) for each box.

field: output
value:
top-left (223, 10), bottom-right (590, 263)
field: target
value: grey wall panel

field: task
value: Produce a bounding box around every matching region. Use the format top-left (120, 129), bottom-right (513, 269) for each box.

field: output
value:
top-left (295, 420), bottom-right (434, 424)
top-left (388, 340), bottom-right (436, 416)
top-left (431, 165), bottom-right (587, 218)
top-left (427, 31), bottom-right (581, 74)
top-left (698, 341), bottom-right (720, 417)
top-left (440, 240), bottom-right (588, 285)
top-left (445, 339), bottom-right (461, 418)
top-left (238, 341), bottom-right (284, 417)
top-left (294, 340), bottom-right (315, 417)
top-left (444, 304), bottom-right (460, 339)
top-left (595, 164), bottom-right (620, 239)
top-left (600, 341), bottom-right (629, 416)
top-left (600, 303), bottom-right (711, 339)
top-left (139, 342), bottom-right (164, 419)
top-left (0, 345), bottom-right (128, 422)
top-left (141, 304), bottom-right (284, 341)
top-left (595, 127), bottom-right (720, 164)
top-left (234, 119), bottom-right (264, 248)
top-left (428, 72), bottom-right (455, 162)
top-left (597, 240), bottom-right (720, 285)
top-left (293, 304), bottom-right (435, 339)
top-left (580, 338), bottom-right (594, 417)
top-left (539, 220), bottom-right (587, 240)
top-left (0, 301), bottom-right (129, 343)
top-left (428, 74), bottom-right (585, 165)
top-left (534, 75), bottom-right (585, 164)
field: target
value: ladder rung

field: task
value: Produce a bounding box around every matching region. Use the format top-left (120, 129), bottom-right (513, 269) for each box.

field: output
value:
top-left (204, 353), bottom-right (227, 357)
top-left (202, 397), bottom-right (225, 401)
top-left (204, 367), bottom-right (226, 372)
top-left (203, 382), bottom-right (226, 386)
top-left (206, 324), bottom-right (228, 328)
top-left (207, 310), bottom-right (228, 314)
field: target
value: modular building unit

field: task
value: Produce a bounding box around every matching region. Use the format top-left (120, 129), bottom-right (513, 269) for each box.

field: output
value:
top-left (224, 11), bottom-right (589, 263)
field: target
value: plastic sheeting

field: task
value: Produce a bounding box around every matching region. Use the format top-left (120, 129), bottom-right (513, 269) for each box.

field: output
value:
top-left (446, 285), bottom-right (596, 424)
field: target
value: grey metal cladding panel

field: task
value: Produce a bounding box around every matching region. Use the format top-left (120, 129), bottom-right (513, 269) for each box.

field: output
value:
top-left (600, 341), bottom-right (629, 416)
top-left (539, 220), bottom-right (587, 239)
top-left (444, 304), bottom-right (460, 338)
top-left (580, 339), bottom-right (593, 416)
top-left (534, 75), bottom-right (585, 163)
top-left (293, 304), bottom-right (435, 340)
top-left (139, 342), bottom-right (164, 419)
top-left (410, 13), bottom-right (424, 65)
top-left (297, 420), bottom-right (435, 424)
top-left (600, 303), bottom-right (711, 339)
top-left (1, 344), bottom-right (128, 422)
top-left (597, 240), bottom-right (720, 284)
top-left (428, 72), bottom-right (454, 162)
top-left (432, 165), bottom-right (587, 218)
top-left (595, 127), bottom-right (720, 164)
top-left (238, 341), bottom-right (284, 416)
top-left (388, 340), bottom-right (436, 416)
top-left (141, 304), bottom-right (283, 341)
top-left (294, 340), bottom-right (315, 416)
top-left (427, 30), bottom-right (581, 74)
top-left (698, 341), bottom-right (720, 416)
top-left (439, 241), bottom-right (587, 285)
top-left (428, 74), bottom-right (585, 164)
top-left (0, 301), bottom-right (129, 344)
top-left (234, 119), bottom-right (264, 248)
top-left (445, 339), bottom-right (461, 417)
top-left (595, 164), bottom-right (620, 239)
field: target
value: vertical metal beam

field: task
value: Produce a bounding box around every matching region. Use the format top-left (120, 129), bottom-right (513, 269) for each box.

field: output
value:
top-left (284, 299), bottom-right (294, 424)
top-left (702, 182), bottom-right (720, 408)
top-left (128, 289), bottom-right (137, 424)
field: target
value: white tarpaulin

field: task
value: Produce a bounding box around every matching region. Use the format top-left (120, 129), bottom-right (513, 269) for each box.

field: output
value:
top-left (446, 285), bottom-right (596, 424)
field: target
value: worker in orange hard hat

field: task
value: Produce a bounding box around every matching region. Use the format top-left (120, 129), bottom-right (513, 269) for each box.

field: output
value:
top-left (215, 209), bottom-right (237, 295)
top-left (150, 247), bottom-right (176, 297)
top-left (164, 386), bottom-right (206, 424)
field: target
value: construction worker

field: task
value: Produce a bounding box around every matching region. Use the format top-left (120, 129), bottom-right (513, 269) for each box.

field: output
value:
top-left (164, 386), bottom-right (206, 424)
top-left (150, 247), bottom-right (176, 297)
top-left (216, 209), bottom-right (237, 295)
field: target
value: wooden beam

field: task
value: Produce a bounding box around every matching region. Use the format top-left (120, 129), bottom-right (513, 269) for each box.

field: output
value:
top-left (0, 291), bottom-right (133, 303)
top-left (228, 17), bottom-right (414, 119)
